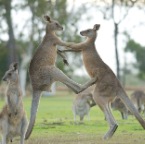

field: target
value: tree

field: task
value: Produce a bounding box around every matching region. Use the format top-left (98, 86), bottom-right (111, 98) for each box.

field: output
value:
top-left (0, 0), bottom-right (18, 65)
top-left (0, 41), bottom-right (7, 80)
top-left (125, 39), bottom-right (145, 80)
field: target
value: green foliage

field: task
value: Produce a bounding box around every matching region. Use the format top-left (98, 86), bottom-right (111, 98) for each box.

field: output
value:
top-left (125, 39), bottom-right (145, 79)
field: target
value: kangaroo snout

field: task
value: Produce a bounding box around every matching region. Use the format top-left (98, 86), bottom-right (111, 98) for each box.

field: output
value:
top-left (59, 26), bottom-right (63, 31)
top-left (61, 26), bottom-right (63, 30)
top-left (80, 31), bottom-right (83, 36)
top-left (2, 76), bottom-right (6, 81)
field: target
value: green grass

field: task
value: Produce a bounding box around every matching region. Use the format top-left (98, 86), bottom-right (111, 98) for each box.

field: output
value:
top-left (0, 91), bottom-right (145, 144)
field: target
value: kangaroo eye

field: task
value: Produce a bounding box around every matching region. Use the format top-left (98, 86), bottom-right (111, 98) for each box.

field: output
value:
top-left (55, 23), bottom-right (58, 26)
top-left (8, 73), bottom-right (11, 76)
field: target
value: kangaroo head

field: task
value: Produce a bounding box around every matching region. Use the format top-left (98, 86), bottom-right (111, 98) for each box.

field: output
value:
top-left (2, 62), bottom-right (19, 83)
top-left (81, 93), bottom-right (92, 103)
top-left (80, 24), bottom-right (100, 38)
top-left (111, 98), bottom-right (121, 108)
top-left (44, 15), bottom-right (63, 32)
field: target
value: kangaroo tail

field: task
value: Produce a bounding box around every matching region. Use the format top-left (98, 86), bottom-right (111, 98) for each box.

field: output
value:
top-left (25, 91), bottom-right (41, 140)
top-left (118, 89), bottom-right (145, 129)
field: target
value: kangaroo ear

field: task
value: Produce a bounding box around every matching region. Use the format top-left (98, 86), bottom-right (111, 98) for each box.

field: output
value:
top-left (9, 62), bottom-right (18, 71)
top-left (44, 15), bottom-right (51, 23)
top-left (13, 62), bottom-right (18, 70)
top-left (93, 24), bottom-right (100, 31)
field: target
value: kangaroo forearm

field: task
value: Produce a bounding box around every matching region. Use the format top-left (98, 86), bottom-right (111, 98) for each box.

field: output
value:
top-left (66, 43), bottom-right (84, 50)
top-left (58, 40), bottom-right (83, 50)
top-left (57, 49), bottom-right (66, 58)
top-left (59, 49), bottom-right (81, 53)
top-left (57, 40), bottom-right (74, 47)
top-left (57, 50), bottom-right (69, 65)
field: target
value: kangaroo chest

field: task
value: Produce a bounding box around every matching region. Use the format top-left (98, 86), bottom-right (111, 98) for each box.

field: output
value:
top-left (10, 94), bottom-right (18, 104)
top-left (7, 91), bottom-right (18, 105)
top-left (32, 46), bottom-right (57, 67)
top-left (82, 48), bottom-right (99, 77)
top-left (41, 45), bottom-right (57, 65)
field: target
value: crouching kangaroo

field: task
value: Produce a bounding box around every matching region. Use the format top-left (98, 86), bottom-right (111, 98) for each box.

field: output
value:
top-left (61, 24), bottom-right (145, 139)
top-left (72, 89), bottom-right (94, 122)
top-left (1, 62), bottom-right (28, 144)
top-left (25, 15), bottom-right (97, 139)
top-left (111, 97), bottom-right (128, 119)
top-left (130, 90), bottom-right (145, 115)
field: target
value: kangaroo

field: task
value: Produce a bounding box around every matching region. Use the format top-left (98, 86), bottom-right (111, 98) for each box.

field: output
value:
top-left (111, 97), bottom-right (128, 119)
top-left (25, 15), bottom-right (97, 139)
top-left (1, 62), bottom-right (28, 144)
top-left (130, 90), bottom-right (145, 115)
top-left (72, 89), bottom-right (94, 122)
top-left (60, 24), bottom-right (145, 139)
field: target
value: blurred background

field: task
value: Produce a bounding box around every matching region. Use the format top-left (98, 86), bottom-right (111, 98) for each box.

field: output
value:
top-left (0, 0), bottom-right (145, 96)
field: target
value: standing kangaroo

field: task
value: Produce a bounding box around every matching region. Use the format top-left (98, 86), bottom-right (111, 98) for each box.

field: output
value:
top-left (1, 62), bottom-right (28, 144)
top-left (130, 90), bottom-right (145, 115)
top-left (72, 88), bottom-right (94, 122)
top-left (61, 24), bottom-right (145, 139)
top-left (25, 15), bottom-right (97, 139)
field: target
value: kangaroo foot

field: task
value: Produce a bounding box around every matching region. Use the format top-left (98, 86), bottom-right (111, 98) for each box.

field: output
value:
top-left (77, 76), bottom-right (98, 94)
top-left (103, 124), bottom-right (118, 140)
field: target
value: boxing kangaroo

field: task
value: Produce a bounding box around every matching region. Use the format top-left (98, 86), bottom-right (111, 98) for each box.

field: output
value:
top-left (61, 24), bottom-right (145, 139)
top-left (25, 15), bottom-right (97, 139)
top-left (1, 62), bottom-right (28, 144)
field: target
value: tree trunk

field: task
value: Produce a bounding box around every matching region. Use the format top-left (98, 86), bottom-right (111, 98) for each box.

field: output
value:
top-left (4, 0), bottom-right (17, 65)
top-left (114, 22), bottom-right (120, 80)
top-left (20, 52), bottom-right (31, 96)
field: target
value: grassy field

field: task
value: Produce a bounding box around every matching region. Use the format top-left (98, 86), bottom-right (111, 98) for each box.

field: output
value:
top-left (0, 91), bottom-right (145, 144)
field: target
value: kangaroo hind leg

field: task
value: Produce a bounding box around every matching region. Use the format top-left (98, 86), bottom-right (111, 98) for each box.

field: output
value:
top-left (94, 95), bottom-right (118, 140)
top-left (50, 66), bottom-right (97, 94)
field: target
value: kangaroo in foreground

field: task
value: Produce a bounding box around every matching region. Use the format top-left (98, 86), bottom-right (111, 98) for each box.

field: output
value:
top-left (72, 88), bottom-right (95, 122)
top-left (1, 62), bottom-right (28, 144)
top-left (25, 15), bottom-right (97, 139)
top-left (130, 90), bottom-right (145, 115)
top-left (61, 24), bottom-right (145, 139)
top-left (111, 97), bottom-right (128, 119)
